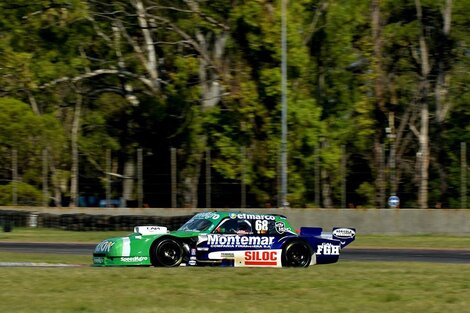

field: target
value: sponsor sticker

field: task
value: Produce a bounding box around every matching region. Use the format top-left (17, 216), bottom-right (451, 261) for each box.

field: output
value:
top-left (234, 213), bottom-right (275, 220)
top-left (94, 241), bottom-right (115, 253)
top-left (120, 256), bottom-right (148, 262)
top-left (206, 235), bottom-right (274, 249)
top-left (244, 250), bottom-right (279, 266)
top-left (195, 212), bottom-right (220, 220)
top-left (333, 228), bottom-right (355, 239)
top-left (316, 243), bottom-right (340, 255)
top-left (134, 226), bottom-right (168, 235)
top-left (275, 221), bottom-right (286, 234)
top-left (221, 252), bottom-right (235, 258)
top-left (93, 257), bottom-right (104, 264)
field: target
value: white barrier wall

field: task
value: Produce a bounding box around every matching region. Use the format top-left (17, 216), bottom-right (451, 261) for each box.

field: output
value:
top-left (280, 209), bottom-right (470, 235)
top-left (208, 208), bottom-right (470, 235)
top-left (3, 207), bottom-right (470, 235)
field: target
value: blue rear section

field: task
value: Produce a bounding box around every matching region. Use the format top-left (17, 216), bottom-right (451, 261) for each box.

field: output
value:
top-left (299, 226), bottom-right (356, 264)
top-left (299, 227), bottom-right (323, 237)
top-left (194, 227), bottom-right (355, 266)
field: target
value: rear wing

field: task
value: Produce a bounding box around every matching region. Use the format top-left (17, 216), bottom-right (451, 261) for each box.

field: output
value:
top-left (300, 227), bottom-right (356, 248)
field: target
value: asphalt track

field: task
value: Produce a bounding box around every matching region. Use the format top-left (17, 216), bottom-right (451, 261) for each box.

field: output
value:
top-left (0, 242), bottom-right (469, 264)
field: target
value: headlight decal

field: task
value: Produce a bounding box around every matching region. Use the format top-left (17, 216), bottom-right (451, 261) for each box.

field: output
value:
top-left (122, 237), bottom-right (131, 256)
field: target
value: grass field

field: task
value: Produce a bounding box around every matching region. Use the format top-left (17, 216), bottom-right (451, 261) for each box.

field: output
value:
top-left (1, 228), bottom-right (469, 313)
top-left (0, 260), bottom-right (469, 313)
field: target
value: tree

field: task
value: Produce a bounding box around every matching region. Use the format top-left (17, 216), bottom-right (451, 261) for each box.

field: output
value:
top-left (0, 97), bottom-right (65, 202)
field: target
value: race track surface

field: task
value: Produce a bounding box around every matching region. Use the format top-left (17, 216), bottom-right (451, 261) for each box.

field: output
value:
top-left (1, 242), bottom-right (469, 264)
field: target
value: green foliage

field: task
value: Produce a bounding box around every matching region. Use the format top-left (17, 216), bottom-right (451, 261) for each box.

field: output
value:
top-left (356, 182), bottom-right (376, 208)
top-left (0, 0), bottom-right (469, 208)
top-left (0, 98), bottom-right (66, 186)
top-left (0, 182), bottom-right (42, 206)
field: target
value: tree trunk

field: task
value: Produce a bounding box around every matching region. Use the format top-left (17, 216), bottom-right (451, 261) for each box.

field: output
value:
top-left (122, 159), bottom-right (136, 206)
top-left (132, 0), bottom-right (160, 92)
top-left (415, 0), bottom-right (430, 209)
top-left (371, 0), bottom-right (387, 208)
top-left (374, 141), bottom-right (386, 208)
top-left (320, 140), bottom-right (333, 208)
top-left (434, 0), bottom-right (452, 204)
top-left (435, 0), bottom-right (452, 123)
top-left (371, 0), bottom-right (386, 112)
top-left (27, 91), bottom-right (62, 207)
top-left (69, 91), bottom-right (82, 208)
top-left (181, 141), bottom-right (206, 208)
top-left (418, 98), bottom-right (430, 209)
top-left (180, 31), bottom-right (228, 208)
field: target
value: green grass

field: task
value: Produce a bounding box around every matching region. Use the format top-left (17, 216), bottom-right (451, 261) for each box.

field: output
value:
top-left (1, 229), bottom-right (469, 313)
top-left (1, 227), bottom-right (470, 249)
top-left (354, 234), bottom-right (470, 249)
top-left (0, 252), bottom-right (90, 264)
top-left (0, 227), bottom-right (128, 243)
top-left (0, 261), bottom-right (469, 313)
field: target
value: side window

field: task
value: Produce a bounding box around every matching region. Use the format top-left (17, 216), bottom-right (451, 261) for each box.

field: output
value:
top-left (214, 218), bottom-right (238, 234)
top-left (213, 218), bottom-right (253, 235)
top-left (236, 220), bottom-right (253, 235)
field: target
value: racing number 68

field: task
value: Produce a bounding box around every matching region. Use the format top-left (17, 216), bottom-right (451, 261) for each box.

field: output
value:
top-left (255, 220), bottom-right (269, 232)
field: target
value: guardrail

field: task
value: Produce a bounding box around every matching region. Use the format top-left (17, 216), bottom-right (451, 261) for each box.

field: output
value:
top-left (1, 207), bottom-right (470, 234)
top-left (0, 209), bottom-right (192, 231)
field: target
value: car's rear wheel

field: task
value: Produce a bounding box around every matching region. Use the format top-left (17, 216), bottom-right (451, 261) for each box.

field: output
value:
top-left (282, 240), bottom-right (311, 267)
top-left (151, 238), bottom-right (184, 267)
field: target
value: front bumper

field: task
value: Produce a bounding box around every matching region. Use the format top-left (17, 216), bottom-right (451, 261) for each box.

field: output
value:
top-left (93, 237), bottom-right (152, 266)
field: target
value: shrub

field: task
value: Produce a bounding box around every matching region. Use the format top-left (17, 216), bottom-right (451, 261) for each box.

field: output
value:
top-left (0, 182), bottom-right (43, 206)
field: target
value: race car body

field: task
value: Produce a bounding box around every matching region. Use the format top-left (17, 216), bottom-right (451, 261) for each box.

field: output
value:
top-left (93, 211), bottom-right (355, 268)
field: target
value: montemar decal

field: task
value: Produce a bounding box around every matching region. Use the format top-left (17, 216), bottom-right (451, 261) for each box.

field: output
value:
top-left (207, 235), bottom-right (274, 248)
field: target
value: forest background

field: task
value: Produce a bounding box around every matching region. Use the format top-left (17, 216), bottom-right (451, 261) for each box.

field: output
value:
top-left (0, 0), bottom-right (469, 209)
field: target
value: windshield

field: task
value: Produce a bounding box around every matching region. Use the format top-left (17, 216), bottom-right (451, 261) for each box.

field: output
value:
top-left (178, 218), bottom-right (213, 232)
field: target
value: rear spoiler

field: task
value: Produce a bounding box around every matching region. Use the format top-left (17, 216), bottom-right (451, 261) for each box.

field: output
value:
top-left (300, 227), bottom-right (356, 248)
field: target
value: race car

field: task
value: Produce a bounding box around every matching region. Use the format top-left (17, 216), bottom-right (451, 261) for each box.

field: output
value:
top-left (93, 211), bottom-right (355, 268)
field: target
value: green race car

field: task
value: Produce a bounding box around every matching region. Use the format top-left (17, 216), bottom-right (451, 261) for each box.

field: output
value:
top-left (93, 211), bottom-right (355, 268)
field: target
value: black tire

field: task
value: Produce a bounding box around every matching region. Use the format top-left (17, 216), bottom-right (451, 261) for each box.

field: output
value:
top-left (282, 240), bottom-right (312, 268)
top-left (151, 238), bottom-right (184, 267)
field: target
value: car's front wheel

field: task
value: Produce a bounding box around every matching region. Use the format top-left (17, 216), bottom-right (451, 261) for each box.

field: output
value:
top-left (282, 240), bottom-right (312, 267)
top-left (151, 238), bottom-right (184, 267)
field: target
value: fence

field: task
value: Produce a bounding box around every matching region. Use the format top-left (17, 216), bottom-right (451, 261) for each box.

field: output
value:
top-left (0, 209), bottom-right (192, 231)
top-left (1, 207), bottom-right (470, 235)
